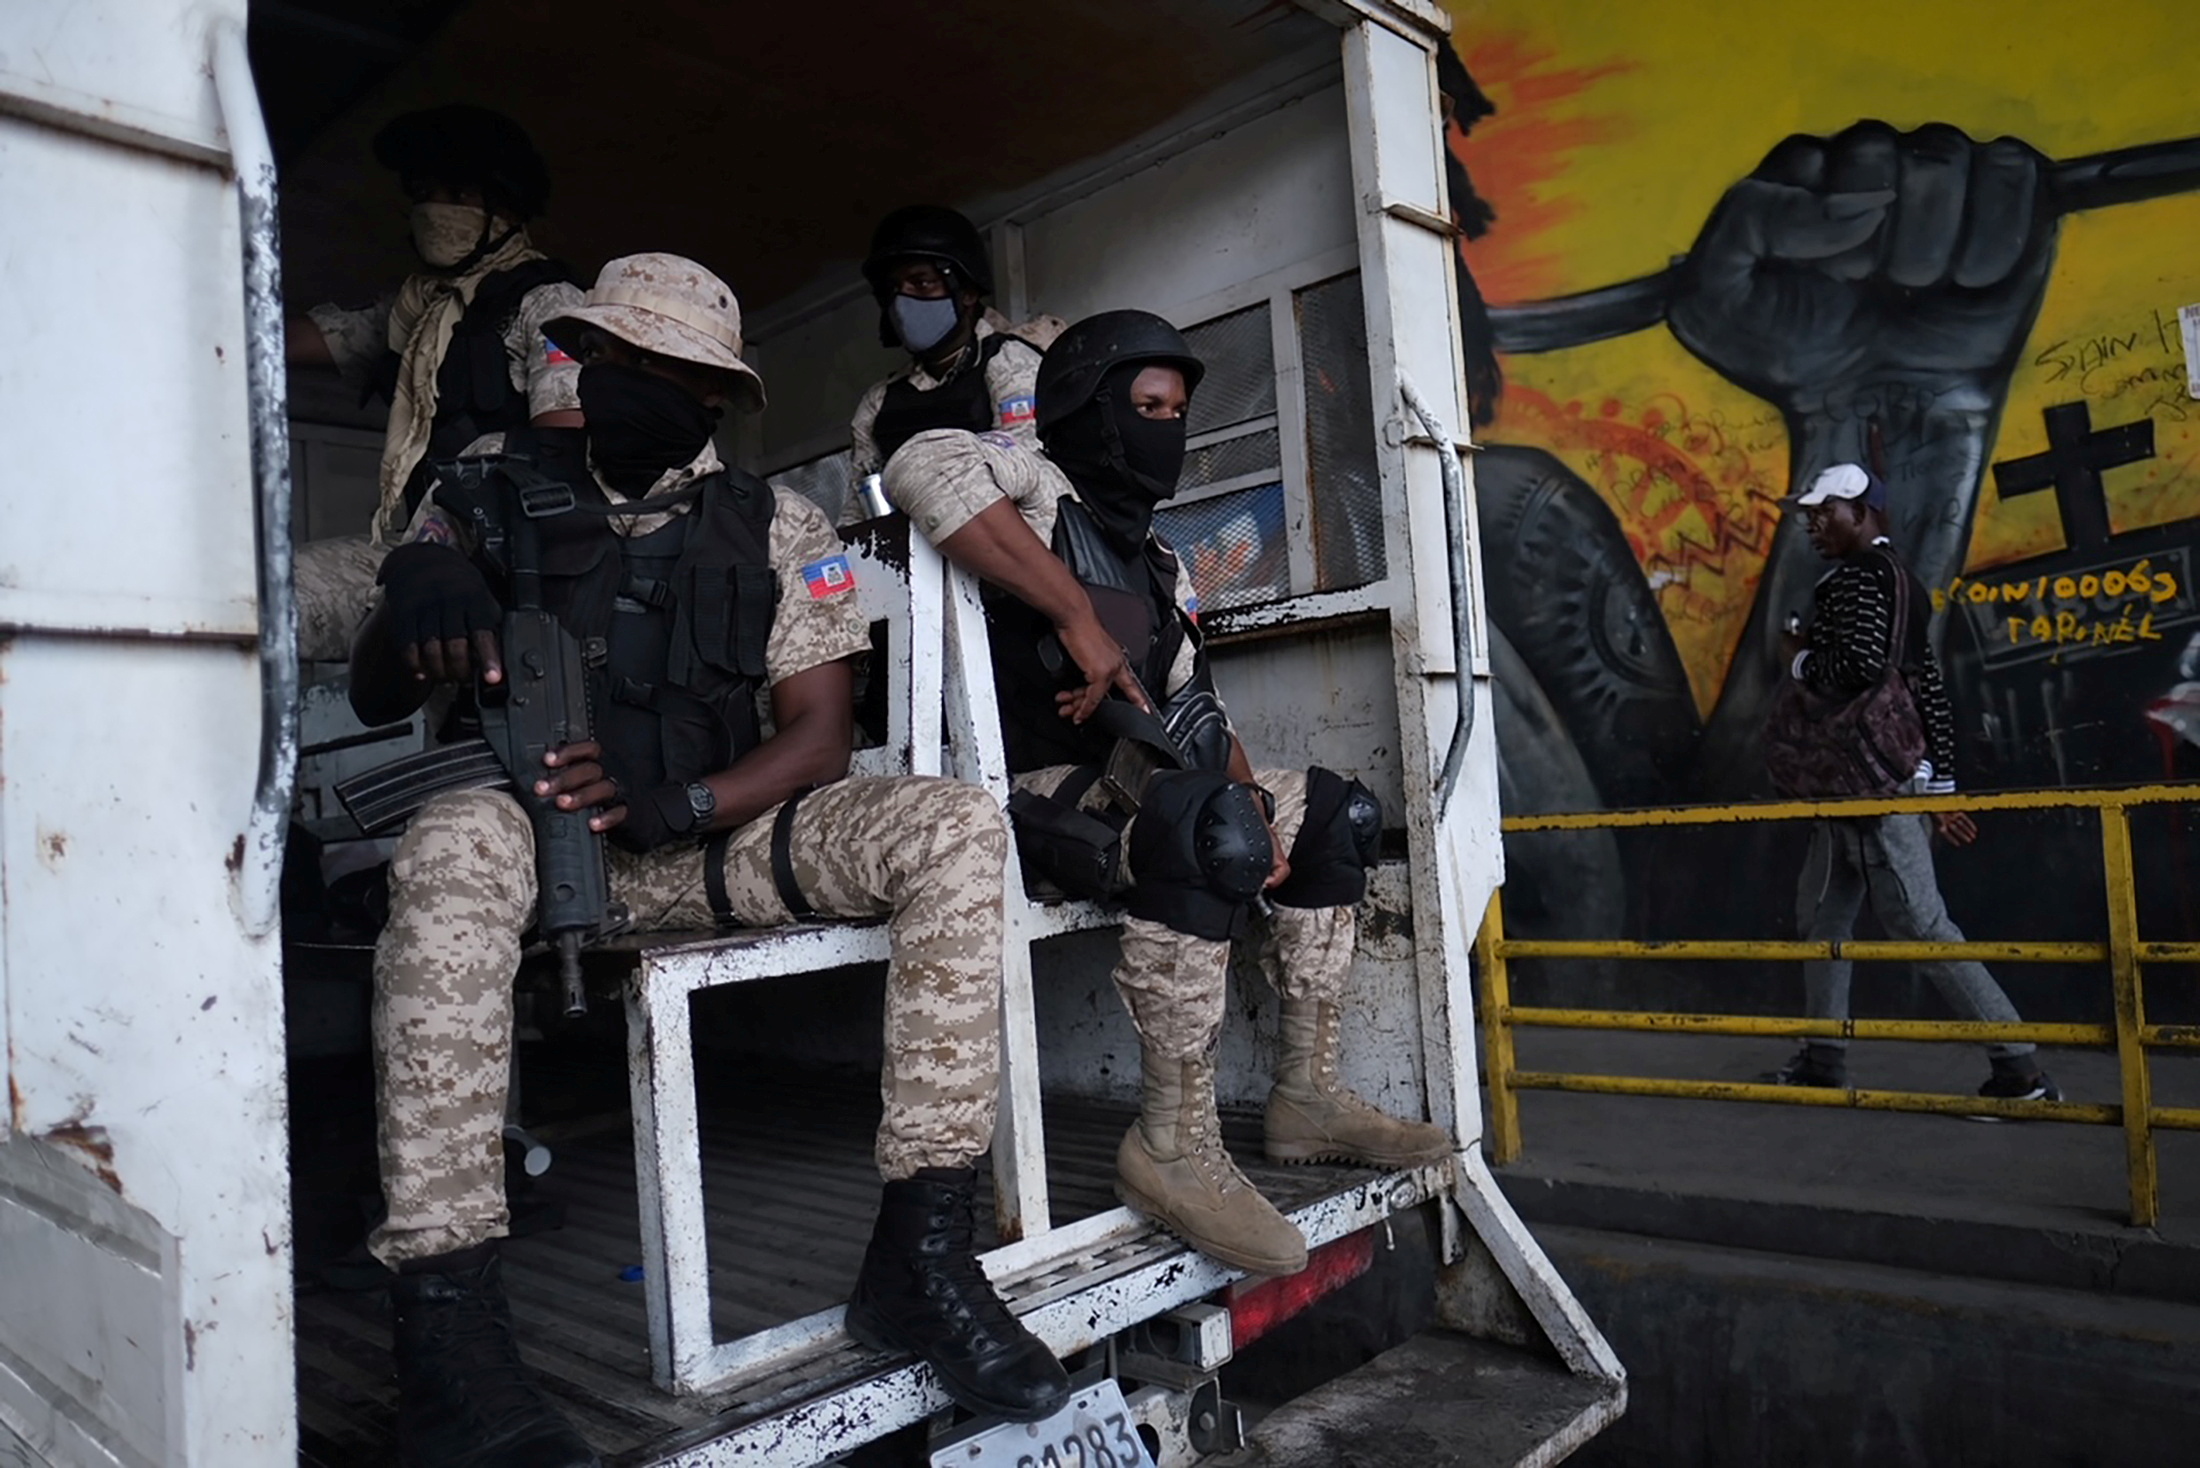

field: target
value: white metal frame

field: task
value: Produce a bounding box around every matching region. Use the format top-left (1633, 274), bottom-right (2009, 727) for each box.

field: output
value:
top-left (623, 2), bottom-right (1625, 1437)
top-left (1331, 11), bottom-right (1627, 1402)
top-left (625, 527), bottom-right (939, 1393)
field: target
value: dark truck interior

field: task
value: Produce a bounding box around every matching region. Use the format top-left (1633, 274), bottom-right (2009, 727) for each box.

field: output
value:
top-left (261, 3), bottom-right (1541, 1463)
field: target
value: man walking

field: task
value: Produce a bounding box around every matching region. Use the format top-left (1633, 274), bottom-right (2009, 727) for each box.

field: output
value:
top-left (1763, 463), bottom-right (2058, 1108)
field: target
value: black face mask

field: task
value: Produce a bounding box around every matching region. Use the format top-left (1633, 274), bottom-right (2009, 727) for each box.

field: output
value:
top-left (1045, 364), bottom-right (1189, 553)
top-left (577, 362), bottom-right (718, 494)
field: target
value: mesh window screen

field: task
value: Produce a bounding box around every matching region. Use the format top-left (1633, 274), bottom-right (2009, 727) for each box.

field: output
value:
top-left (1298, 273), bottom-right (1385, 590)
top-left (1183, 426), bottom-right (1282, 493)
top-left (1183, 305), bottom-right (1276, 435)
top-left (1157, 483), bottom-right (1290, 612)
top-left (772, 449), bottom-right (854, 524)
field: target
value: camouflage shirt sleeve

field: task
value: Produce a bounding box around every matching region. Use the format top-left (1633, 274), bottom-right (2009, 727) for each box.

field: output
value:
top-left (765, 488), bottom-right (870, 685)
top-left (507, 280), bottom-right (586, 418)
top-left (848, 377), bottom-right (891, 479)
top-left (306, 295), bottom-right (396, 393)
top-left (883, 428), bottom-right (1069, 547)
top-left (984, 338), bottom-right (1045, 452)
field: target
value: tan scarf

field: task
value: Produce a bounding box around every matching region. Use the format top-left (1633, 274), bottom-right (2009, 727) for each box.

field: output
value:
top-left (372, 226), bottom-right (545, 543)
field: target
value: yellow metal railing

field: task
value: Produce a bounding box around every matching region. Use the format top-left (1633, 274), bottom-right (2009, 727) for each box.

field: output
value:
top-left (1476, 783), bottom-right (2200, 1226)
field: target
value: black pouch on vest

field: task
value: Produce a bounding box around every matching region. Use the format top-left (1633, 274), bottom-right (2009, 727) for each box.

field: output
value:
top-left (1006, 786), bottom-right (1124, 902)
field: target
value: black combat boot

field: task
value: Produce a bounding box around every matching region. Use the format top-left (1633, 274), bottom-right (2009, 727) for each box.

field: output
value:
top-left (844, 1167), bottom-right (1071, 1421)
top-left (388, 1242), bottom-right (601, 1468)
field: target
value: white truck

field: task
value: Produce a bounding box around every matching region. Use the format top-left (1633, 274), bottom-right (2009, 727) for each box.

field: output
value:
top-left (0, 2), bottom-right (1623, 1463)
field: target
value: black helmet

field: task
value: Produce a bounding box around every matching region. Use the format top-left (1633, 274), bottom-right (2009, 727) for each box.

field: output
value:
top-left (862, 205), bottom-right (994, 299)
top-left (1034, 310), bottom-right (1205, 439)
top-left (373, 105), bottom-right (551, 219)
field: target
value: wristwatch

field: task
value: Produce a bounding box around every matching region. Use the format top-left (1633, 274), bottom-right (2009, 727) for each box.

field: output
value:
top-left (684, 780), bottom-right (717, 832)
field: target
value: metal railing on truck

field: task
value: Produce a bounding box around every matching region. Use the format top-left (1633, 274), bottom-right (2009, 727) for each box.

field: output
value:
top-left (1474, 784), bottom-right (2200, 1227)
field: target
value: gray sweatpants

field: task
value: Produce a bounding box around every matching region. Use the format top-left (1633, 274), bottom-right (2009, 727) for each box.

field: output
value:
top-left (1797, 814), bottom-right (2033, 1059)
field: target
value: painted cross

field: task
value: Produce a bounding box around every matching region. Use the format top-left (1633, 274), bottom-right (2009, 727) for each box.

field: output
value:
top-left (1991, 401), bottom-right (2156, 551)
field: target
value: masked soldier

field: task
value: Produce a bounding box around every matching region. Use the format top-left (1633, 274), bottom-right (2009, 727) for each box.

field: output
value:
top-left (348, 254), bottom-right (1069, 1466)
top-left (290, 104), bottom-right (585, 660)
top-left (847, 205), bottom-right (1062, 489)
top-left (883, 312), bottom-right (1453, 1278)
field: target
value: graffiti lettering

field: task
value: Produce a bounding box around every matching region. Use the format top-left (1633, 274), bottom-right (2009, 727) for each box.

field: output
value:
top-left (1938, 556), bottom-right (2181, 614)
top-left (2001, 605), bottom-right (2163, 649)
top-left (2034, 330), bottom-right (2148, 394)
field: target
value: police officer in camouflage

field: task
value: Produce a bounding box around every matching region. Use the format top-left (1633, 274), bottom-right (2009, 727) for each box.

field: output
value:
top-left (290, 105), bottom-right (585, 661)
top-left (885, 311), bottom-right (1453, 1279)
top-left (847, 205), bottom-right (1061, 487)
top-left (348, 254), bottom-right (1069, 1466)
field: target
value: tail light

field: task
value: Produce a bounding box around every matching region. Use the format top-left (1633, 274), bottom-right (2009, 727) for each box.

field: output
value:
top-left (1222, 1224), bottom-right (1378, 1349)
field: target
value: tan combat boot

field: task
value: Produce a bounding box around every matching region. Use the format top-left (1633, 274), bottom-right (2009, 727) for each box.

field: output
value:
top-left (1117, 1051), bottom-right (1307, 1276)
top-left (1265, 998), bottom-right (1454, 1167)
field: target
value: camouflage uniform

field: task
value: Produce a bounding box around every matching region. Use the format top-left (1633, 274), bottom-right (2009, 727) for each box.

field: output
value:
top-left (848, 311), bottom-right (1062, 481)
top-left (885, 430), bottom-right (1351, 1063)
top-left (294, 237), bottom-right (584, 661)
top-left (371, 438), bottom-right (1006, 1267)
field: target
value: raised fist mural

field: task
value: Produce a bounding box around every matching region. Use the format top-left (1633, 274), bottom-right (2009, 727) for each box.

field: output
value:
top-left (1439, 22), bottom-right (2200, 939)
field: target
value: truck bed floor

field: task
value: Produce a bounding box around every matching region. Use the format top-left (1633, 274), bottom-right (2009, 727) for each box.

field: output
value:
top-left (293, 1064), bottom-right (1385, 1467)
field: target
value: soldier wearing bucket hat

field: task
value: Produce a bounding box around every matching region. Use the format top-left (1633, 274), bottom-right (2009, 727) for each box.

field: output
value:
top-left (288, 106), bottom-right (586, 663)
top-left (348, 254), bottom-right (1071, 1464)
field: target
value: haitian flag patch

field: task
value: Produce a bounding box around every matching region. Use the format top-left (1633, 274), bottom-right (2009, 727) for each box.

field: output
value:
top-left (802, 555), bottom-right (855, 598)
top-left (542, 337), bottom-right (576, 366)
top-left (998, 394), bottom-right (1036, 426)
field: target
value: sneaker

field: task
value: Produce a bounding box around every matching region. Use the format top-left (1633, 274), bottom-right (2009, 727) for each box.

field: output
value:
top-left (1968, 1068), bottom-right (2060, 1122)
top-left (1758, 1049), bottom-right (1847, 1088)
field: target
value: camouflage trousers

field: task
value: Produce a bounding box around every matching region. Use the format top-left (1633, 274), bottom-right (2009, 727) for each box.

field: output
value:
top-left (370, 775), bottom-right (1007, 1266)
top-left (1016, 766), bottom-right (1354, 1061)
top-left (294, 533), bottom-right (387, 662)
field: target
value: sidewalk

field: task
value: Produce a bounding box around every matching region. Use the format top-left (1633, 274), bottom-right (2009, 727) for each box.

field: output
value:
top-left (1494, 1029), bottom-right (2200, 1297)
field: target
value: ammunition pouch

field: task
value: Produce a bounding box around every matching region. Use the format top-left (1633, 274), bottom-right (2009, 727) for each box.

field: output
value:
top-left (1006, 771), bottom-right (1124, 902)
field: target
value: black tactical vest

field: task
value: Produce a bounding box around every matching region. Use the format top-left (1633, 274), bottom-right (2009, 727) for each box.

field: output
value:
top-left (869, 332), bottom-right (1031, 467)
top-left (985, 495), bottom-right (1197, 774)
top-left (395, 258), bottom-right (583, 517)
top-left (440, 426), bottom-right (779, 791)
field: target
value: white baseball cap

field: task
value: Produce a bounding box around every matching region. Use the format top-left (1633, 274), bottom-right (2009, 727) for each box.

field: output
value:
top-left (1789, 462), bottom-right (1888, 510)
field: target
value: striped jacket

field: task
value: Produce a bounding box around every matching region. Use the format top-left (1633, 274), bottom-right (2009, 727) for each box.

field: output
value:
top-left (1791, 537), bottom-right (1958, 793)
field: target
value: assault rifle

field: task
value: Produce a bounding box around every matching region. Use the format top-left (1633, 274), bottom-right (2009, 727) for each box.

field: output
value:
top-left (469, 458), bottom-right (611, 1019)
top-left (336, 455), bottom-right (611, 1017)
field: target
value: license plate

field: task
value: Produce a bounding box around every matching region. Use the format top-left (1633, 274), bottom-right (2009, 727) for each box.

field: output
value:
top-left (930, 1379), bottom-right (1152, 1468)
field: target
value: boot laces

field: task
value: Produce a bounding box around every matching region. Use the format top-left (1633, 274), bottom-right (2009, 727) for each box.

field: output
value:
top-left (1185, 1091), bottom-right (1244, 1195)
top-left (913, 1194), bottom-right (1023, 1349)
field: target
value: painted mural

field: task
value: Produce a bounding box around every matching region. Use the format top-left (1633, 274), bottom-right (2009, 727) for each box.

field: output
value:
top-left (1438, 0), bottom-right (2200, 951)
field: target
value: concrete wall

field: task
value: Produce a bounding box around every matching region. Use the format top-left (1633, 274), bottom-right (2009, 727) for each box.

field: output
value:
top-left (1542, 1225), bottom-right (2200, 1468)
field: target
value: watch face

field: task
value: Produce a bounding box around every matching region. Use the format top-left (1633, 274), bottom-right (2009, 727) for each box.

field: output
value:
top-left (687, 782), bottom-right (715, 823)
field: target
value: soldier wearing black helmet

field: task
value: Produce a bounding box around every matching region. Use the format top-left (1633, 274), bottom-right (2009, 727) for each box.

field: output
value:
top-left (846, 205), bottom-right (1062, 492)
top-left (288, 105), bottom-right (585, 660)
top-left (885, 311), bottom-right (1453, 1278)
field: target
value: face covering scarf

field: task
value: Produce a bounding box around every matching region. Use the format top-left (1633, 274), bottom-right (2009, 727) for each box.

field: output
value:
top-left (410, 202), bottom-right (491, 269)
top-left (892, 293), bottom-right (963, 355)
top-left (370, 222), bottom-right (544, 543)
top-left (578, 363), bottom-right (720, 495)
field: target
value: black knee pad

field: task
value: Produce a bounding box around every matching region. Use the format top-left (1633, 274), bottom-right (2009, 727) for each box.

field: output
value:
top-left (1125, 770), bottom-right (1274, 941)
top-left (1270, 767), bottom-right (1382, 909)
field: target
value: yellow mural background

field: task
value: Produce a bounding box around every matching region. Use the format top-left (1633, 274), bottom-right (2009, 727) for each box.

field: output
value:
top-left (1444, 0), bottom-right (2200, 713)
